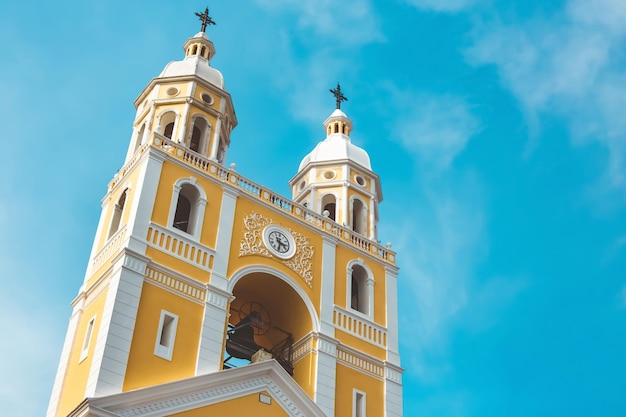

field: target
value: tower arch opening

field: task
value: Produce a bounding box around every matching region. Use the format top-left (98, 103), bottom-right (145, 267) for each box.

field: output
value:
top-left (321, 194), bottom-right (337, 221)
top-left (225, 271), bottom-right (315, 377)
top-left (189, 116), bottom-right (211, 154)
top-left (352, 198), bottom-right (367, 236)
top-left (108, 188), bottom-right (128, 239)
top-left (349, 263), bottom-right (371, 315)
top-left (159, 111), bottom-right (177, 140)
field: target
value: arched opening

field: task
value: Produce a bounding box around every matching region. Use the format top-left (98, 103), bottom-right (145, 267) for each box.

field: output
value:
top-left (321, 194), bottom-right (336, 221)
top-left (225, 272), bottom-right (313, 378)
top-left (350, 264), bottom-right (370, 315)
top-left (189, 117), bottom-right (210, 154)
top-left (160, 111), bottom-right (177, 140)
top-left (108, 189), bottom-right (128, 239)
top-left (172, 184), bottom-right (200, 233)
top-left (352, 199), bottom-right (367, 235)
top-left (134, 124), bottom-right (146, 152)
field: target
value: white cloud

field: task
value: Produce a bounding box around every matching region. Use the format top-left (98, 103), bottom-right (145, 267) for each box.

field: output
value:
top-left (390, 173), bottom-right (487, 380)
top-left (387, 89), bottom-right (481, 174)
top-left (403, 0), bottom-right (477, 13)
top-left (255, 0), bottom-right (383, 45)
top-left (466, 0), bottom-right (626, 191)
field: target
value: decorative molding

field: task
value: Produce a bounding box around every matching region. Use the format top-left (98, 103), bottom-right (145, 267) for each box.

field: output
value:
top-left (92, 362), bottom-right (326, 417)
top-left (145, 266), bottom-right (206, 304)
top-left (337, 346), bottom-right (385, 380)
top-left (239, 213), bottom-right (314, 288)
top-left (384, 364), bottom-right (403, 384)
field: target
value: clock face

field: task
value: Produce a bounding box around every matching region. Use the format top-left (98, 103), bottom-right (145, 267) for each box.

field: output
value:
top-left (268, 230), bottom-right (290, 253)
top-left (262, 225), bottom-right (296, 259)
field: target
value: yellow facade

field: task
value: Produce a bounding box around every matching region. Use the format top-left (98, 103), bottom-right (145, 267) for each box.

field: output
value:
top-left (48, 19), bottom-right (402, 417)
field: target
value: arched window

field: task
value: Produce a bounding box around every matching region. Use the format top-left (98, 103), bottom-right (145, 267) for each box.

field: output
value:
top-left (321, 194), bottom-right (336, 221)
top-left (190, 126), bottom-right (201, 152)
top-left (352, 198), bottom-right (367, 236)
top-left (134, 124), bottom-right (146, 152)
top-left (188, 116), bottom-right (211, 154)
top-left (348, 262), bottom-right (373, 316)
top-left (168, 179), bottom-right (207, 239)
top-left (159, 111), bottom-right (177, 140)
top-left (108, 189), bottom-right (128, 239)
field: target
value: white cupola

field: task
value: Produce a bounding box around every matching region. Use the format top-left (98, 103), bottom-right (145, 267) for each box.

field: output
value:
top-left (290, 85), bottom-right (383, 240)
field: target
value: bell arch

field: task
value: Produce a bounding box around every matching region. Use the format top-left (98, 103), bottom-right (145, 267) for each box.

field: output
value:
top-left (225, 266), bottom-right (319, 378)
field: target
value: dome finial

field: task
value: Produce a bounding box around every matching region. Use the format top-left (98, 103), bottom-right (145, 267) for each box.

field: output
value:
top-left (329, 83), bottom-right (348, 110)
top-left (195, 7), bottom-right (216, 33)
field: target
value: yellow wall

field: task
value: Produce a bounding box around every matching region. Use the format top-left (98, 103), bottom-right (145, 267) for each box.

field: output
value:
top-left (169, 391), bottom-right (289, 417)
top-left (56, 288), bottom-right (109, 417)
top-left (335, 363), bottom-right (385, 417)
top-left (123, 282), bottom-right (203, 391)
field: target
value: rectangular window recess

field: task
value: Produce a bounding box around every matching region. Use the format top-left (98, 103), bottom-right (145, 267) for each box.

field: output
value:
top-left (79, 316), bottom-right (96, 362)
top-left (154, 310), bottom-right (178, 361)
top-left (353, 389), bottom-right (366, 417)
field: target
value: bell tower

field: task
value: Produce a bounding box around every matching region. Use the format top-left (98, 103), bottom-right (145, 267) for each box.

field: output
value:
top-left (290, 84), bottom-right (382, 241)
top-left (48, 10), bottom-right (402, 417)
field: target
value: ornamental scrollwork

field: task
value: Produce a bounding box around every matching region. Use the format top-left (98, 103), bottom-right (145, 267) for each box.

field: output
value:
top-left (239, 212), bottom-right (314, 287)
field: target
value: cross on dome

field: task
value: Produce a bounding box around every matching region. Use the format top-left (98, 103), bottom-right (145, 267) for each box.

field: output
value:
top-left (195, 7), bottom-right (216, 33)
top-left (329, 83), bottom-right (348, 109)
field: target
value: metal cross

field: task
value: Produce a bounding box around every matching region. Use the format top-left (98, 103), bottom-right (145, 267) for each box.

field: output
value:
top-left (329, 83), bottom-right (348, 109)
top-left (195, 7), bottom-right (216, 33)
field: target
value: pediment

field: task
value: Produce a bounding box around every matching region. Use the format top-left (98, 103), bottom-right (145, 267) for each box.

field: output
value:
top-left (69, 360), bottom-right (325, 417)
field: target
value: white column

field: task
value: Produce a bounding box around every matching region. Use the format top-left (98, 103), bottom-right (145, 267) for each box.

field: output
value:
top-left (385, 265), bottom-right (401, 366)
top-left (210, 187), bottom-right (238, 291)
top-left (209, 115), bottom-right (223, 161)
top-left (46, 299), bottom-right (84, 417)
top-left (178, 98), bottom-right (192, 145)
top-left (315, 335), bottom-right (338, 417)
top-left (319, 236), bottom-right (337, 335)
top-left (195, 286), bottom-right (232, 375)
top-left (126, 150), bottom-right (165, 254)
top-left (384, 364), bottom-right (403, 417)
top-left (85, 252), bottom-right (147, 397)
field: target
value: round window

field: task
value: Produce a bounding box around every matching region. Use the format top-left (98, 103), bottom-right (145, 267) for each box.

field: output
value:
top-left (323, 170), bottom-right (335, 180)
top-left (201, 93), bottom-right (213, 104)
top-left (166, 87), bottom-right (179, 97)
top-left (355, 175), bottom-right (366, 186)
top-left (298, 180), bottom-right (306, 191)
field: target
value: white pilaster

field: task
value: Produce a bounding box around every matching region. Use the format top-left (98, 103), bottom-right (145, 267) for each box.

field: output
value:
top-left (83, 198), bottom-right (111, 281)
top-left (126, 150), bottom-right (165, 254)
top-left (195, 286), bottom-right (232, 375)
top-left (320, 236), bottom-right (337, 336)
top-left (385, 266), bottom-right (401, 366)
top-left (315, 335), bottom-right (338, 417)
top-left (46, 301), bottom-right (83, 417)
top-left (384, 364), bottom-right (403, 417)
top-left (85, 252), bottom-right (147, 397)
top-left (210, 187), bottom-right (238, 291)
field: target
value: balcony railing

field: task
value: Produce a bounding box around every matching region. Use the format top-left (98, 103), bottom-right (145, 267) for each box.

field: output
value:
top-left (121, 134), bottom-right (396, 265)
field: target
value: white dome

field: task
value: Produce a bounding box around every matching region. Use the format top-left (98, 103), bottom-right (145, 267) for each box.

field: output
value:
top-left (299, 133), bottom-right (371, 171)
top-left (159, 55), bottom-right (224, 88)
top-left (298, 109), bottom-right (371, 171)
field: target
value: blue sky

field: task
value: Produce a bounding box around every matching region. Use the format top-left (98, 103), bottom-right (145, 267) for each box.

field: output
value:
top-left (2, 0), bottom-right (626, 416)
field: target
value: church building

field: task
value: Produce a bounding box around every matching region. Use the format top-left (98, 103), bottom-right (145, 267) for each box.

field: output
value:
top-left (47, 9), bottom-right (403, 417)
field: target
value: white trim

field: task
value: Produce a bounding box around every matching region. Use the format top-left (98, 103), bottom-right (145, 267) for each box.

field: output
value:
top-left (79, 315), bottom-right (97, 362)
top-left (319, 236), bottom-right (337, 336)
top-left (207, 187), bottom-right (238, 291)
top-left (353, 389), bottom-right (367, 417)
top-left (166, 177), bottom-right (208, 239)
top-left (385, 266), bottom-right (401, 366)
top-left (85, 360), bottom-right (326, 417)
top-left (228, 265), bottom-right (321, 333)
top-left (262, 224), bottom-right (297, 259)
top-left (154, 310), bottom-right (179, 361)
top-left (346, 259), bottom-right (375, 319)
